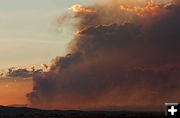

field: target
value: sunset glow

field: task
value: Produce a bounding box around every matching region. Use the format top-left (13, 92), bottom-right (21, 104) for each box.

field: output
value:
top-left (0, 78), bottom-right (32, 106)
top-left (0, 0), bottom-right (180, 112)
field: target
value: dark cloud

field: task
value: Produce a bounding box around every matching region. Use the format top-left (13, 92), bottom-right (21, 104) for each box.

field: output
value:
top-left (4, 67), bottom-right (43, 79)
top-left (27, 0), bottom-right (180, 110)
top-left (7, 67), bottom-right (33, 78)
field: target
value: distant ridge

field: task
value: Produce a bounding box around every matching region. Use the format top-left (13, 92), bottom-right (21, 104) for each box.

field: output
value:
top-left (8, 104), bottom-right (28, 108)
top-left (0, 105), bottom-right (164, 118)
top-left (85, 105), bottom-right (164, 112)
top-left (0, 105), bottom-right (84, 116)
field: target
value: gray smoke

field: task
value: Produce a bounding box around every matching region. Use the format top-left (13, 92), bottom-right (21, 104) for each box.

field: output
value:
top-left (27, 0), bottom-right (180, 110)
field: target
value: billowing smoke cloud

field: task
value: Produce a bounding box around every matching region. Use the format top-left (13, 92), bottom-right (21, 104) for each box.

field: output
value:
top-left (27, 0), bottom-right (180, 110)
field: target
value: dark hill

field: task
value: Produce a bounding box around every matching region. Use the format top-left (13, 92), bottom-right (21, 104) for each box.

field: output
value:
top-left (0, 105), bottom-right (164, 118)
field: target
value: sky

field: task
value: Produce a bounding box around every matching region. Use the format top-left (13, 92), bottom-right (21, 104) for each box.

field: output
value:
top-left (0, 0), bottom-right (180, 111)
top-left (0, 0), bottom-right (96, 70)
top-left (0, 0), bottom-right (94, 106)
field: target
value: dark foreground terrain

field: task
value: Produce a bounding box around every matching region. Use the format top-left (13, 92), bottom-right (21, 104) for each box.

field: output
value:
top-left (0, 105), bottom-right (164, 118)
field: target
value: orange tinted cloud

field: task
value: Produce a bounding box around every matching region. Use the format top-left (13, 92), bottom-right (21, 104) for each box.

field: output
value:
top-left (71, 4), bottom-right (95, 13)
top-left (120, 0), bottom-right (171, 16)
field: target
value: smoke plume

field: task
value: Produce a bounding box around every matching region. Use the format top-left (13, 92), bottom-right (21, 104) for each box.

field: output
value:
top-left (27, 0), bottom-right (180, 110)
